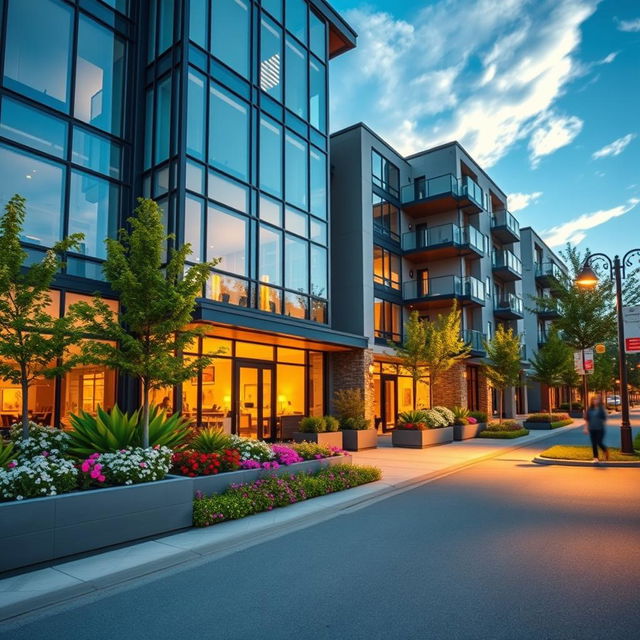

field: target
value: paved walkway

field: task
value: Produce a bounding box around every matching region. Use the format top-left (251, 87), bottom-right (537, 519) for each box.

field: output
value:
top-left (0, 421), bottom-right (583, 621)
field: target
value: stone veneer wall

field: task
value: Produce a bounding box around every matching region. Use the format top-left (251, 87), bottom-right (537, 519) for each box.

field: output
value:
top-left (330, 349), bottom-right (375, 422)
top-left (432, 361), bottom-right (468, 408)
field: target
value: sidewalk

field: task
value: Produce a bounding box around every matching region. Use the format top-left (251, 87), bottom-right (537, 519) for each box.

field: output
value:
top-left (0, 422), bottom-right (579, 622)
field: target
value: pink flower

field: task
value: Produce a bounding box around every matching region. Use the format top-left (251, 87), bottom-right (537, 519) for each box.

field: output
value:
top-left (90, 453), bottom-right (100, 459)
top-left (139, 462), bottom-right (147, 468)
top-left (7, 461), bottom-right (16, 469)
top-left (90, 468), bottom-right (100, 479)
top-left (98, 475), bottom-right (106, 483)
top-left (93, 464), bottom-right (102, 471)
top-left (81, 462), bottom-right (90, 473)
top-left (42, 451), bottom-right (49, 457)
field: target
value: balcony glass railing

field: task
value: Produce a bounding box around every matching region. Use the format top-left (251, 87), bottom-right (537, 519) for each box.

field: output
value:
top-left (402, 224), bottom-right (487, 254)
top-left (494, 292), bottom-right (523, 315)
top-left (461, 176), bottom-right (483, 206)
top-left (492, 249), bottom-right (522, 274)
top-left (402, 275), bottom-right (485, 301)
top-left (462, 329), bottom-right (486, 353)
top-left (401, 174), bottom-right (458, 204)
top-left (491, 210), bottom-right (520, 237)
top-left (535, 261), bottom-right (564, 280)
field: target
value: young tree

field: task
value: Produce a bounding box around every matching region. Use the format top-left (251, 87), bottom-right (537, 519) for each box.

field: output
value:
top-left (483, 325), bottom-right (522, 422)
top-left (72, 198), bottom-right (219, 447)
top-left (589, 351), bottom-right (616, 398)
top-left (528, 328), bottom-right (572, 414)
top-left (0, 195), bottom-right (85, 439)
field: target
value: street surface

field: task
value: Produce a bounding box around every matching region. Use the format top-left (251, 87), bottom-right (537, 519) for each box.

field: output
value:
top-left (2, 416), bottom-right (639, 639)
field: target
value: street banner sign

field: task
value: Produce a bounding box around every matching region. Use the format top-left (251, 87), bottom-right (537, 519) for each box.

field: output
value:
top-left (595, 343), bottom-right (606, 354)
top-left (574, 352), bottom-right (584, 375)
top-left (574, 349), bottom-right (594, 375)
top-left (623, 305), bottom-right (640, 353)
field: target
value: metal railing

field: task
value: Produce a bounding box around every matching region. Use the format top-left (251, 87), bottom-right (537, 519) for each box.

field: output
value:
top-left (402, 275), bottom-right (485, 301)
top-left (535, 261), bottom-right (564, 280)
top-left (402, 223), bottom-right (487, 254)
top-left (491, 210), bottom-right (520, 237)
top-left (492, 248), bottom-right (522, 275)
top-left (400, 173), bottom-right (484, 208)
top-left (462, 329), bottom-right (486, 353)
top-left (494, 292), bottom-right (523, 315)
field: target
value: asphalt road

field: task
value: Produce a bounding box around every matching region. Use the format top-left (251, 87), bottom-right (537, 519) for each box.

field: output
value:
top-left (3, 419), bottom-right (640, 640)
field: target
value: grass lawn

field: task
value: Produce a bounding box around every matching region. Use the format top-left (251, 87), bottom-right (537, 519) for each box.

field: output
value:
top-left (550, 419), bottom-right (573, 428)
top-left (540, 445), bottom-right (640, 461)
top-left (478, 428), bottom-right (529, 439)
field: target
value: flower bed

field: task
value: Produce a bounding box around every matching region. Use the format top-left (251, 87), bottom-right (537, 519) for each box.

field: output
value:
top-left (523, 413), bottom-right (573, 430)
top-left (478, 420), bottom-right (528, 439)
top-left (193, 464), bottom-right (381, 527)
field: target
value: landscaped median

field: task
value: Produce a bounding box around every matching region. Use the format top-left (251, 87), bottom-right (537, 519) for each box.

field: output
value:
top-left (533, 445), bottom-right (640, 467)
top-left (478, 420), bottom-right (529, 439)
top-left (523, 413), bottom-right (574, 430)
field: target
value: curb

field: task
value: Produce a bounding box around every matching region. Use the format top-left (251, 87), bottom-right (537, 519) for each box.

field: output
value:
top-left (0, 422), bottom-right (578, 624)
top-left (532, 455), bottom-right (640, 468)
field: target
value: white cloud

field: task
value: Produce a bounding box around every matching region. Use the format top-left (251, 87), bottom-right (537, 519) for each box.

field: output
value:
top-left (599, 52), bottom-right (618, 64)
top-left (592, 133), bottom-right (636, 159)
top-left (617, 18), bottom-right (640, 32)
top-left (331, 0), bottom-right (600, 167)
top-left (508, 191), bottom-right (543, 212)
top-left (529, 114), bottom-right (583, 168)
top-left (541, 198), bottom-right (640, 247)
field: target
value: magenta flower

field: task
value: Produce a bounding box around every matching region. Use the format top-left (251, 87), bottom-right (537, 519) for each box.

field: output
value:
top-left (98, 474), bottom-right (106, 483)
top-left (90, 468), bottom-right (100, 479)
top-left (81, 462), bottom-right (90, 473)
top-left (42, 451), bottom-right (50, 457)
top-left (7, 461), bottom-right (16, 469)
top-left (139, 462), bottom-right (147, 468)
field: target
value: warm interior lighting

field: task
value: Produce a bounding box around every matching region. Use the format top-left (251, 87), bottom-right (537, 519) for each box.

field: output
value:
top-left (575, 263), bottom-right (599, 288)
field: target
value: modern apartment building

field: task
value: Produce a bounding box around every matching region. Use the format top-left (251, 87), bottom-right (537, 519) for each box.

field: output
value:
top-left (520, 227), bottom-right (569, 412)
top-left (330, 123), bottom-right (528, 429)
top-left (0, 0), bottom-right (365, 438)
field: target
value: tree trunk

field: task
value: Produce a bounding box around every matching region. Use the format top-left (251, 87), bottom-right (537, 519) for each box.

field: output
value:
top-left (498, 388), bottom-right (503, 424)
top-left (412, 378), bottom-right (417, 411)
top-left (20, 371), bottom-right (29, 440)
top-left (548, 387), bottom-right (553, 419)
top-left (142, 379), bottom-right (150, 449)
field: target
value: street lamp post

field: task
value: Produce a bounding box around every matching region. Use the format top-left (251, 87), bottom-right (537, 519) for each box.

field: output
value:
top-left (576, 250), bottom-right (640, 455)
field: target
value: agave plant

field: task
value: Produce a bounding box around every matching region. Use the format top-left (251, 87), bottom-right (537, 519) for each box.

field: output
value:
top-left (0, 438), bottom-right (16, 468)
top-left (190, 427), bottom-right (232, 453)
top-left (451, 406), bottom-right (469, 420)
top-left (397, 410), bottom-right (428, 425)
top-left (68, 405), bottom-right (192, 457)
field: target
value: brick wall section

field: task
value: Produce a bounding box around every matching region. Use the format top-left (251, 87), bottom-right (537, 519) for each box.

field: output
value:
top-left (477, 368), bottom-right (494, 419)
top-left (330, 349), bottom-right (374, 422)
top-left (432, 362), bottom-right (468, 408)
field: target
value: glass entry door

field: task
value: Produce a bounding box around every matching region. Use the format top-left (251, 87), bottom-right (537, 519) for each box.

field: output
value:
top-left (381, 374), bottom-right (397, 431)
top-left (235, 362), bottom-right (275, 440)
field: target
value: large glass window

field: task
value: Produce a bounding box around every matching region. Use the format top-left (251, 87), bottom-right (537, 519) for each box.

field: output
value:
top-left (373, 245), bottom-right (401, 290)
top-left (263, 0), bottom-right (282, 21)
top-left (68, 170), bottom-right (119, 259)
top-left (372, 194), bottom-right (400, 240)
top-left (309, 58), bottom-right (326, 132)
top-left (185, 195), bottom-right (204, 262)
top-left (209, 85), bottom-right (249, 182)
top-left (285, 38), bottom-right (307, 119)
top-left (277, 364), bottom-right (305, 415)
top-left (310, 147), bottom-right (326, 219)
top-left (285, 132), bottom-right (307, 210)
top-left (3, 0), bottom-right (73, 112)
top-left (0, 145), bottom-right (64, 247)
top-left (260, 17), bottom-right (282, 101)
top-left (286, 0), bottom-right (307, 43)
top-left (207, 206), bottom-right (247, 276)
top-left (285, 207), bottom-right (306, 237)
top-left (211, 0), bottom-right (250, 78)
top-left (285, 235), bottom-right (308, 293)
top-left (374, 298), bottom-right (401, 342)
top-left (372, 150), bottom-right (399, 197)
top-left (75, 16), bottom-right (125, 136)
top-left (187, 70), bottom-right (206, 160)
top-left (72, 128), bottom-right (121, 179)
top-left (208, 171), bottom-right (249, 213)
top-left (0, 98), bottom-right (67, 159)
top-left (208, 272), bottom-right (249, 307)
top-left (259, 117), bottom-right (282, 197)
top-left (259, 225), bottom-right (282, 286)
top-left (155, 76), bottom-right (172, 164)
top-left (310, 12), bottom-right (326, 59)
top-left (310, 245), bottom-right (327, 299)
top-left (189, 0), bottom-right (208, 48)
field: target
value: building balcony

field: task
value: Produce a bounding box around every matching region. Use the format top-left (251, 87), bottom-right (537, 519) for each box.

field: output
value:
top-left (537, 300), bottom-right (562, 319)
top-left (490, 210), bottom-right (520, 243)
top-left (402, 224), bottom-right (487, 262)
top-left (492, 249), bottom-right (522, 281)
top-left (403, 275), bottom-right (485, 309)
top-left (535, 261), bottom-right (564, 288)
top-left (400, 174), bottom-right (484, 217)
top-left (493, 292), bottom-right (524, 319)
top-left (537, 330), bottom-right (549, 347)
top-left (462, 329), bottom-right (486, 357)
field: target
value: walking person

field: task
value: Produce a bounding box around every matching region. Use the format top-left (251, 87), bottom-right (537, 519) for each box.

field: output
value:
top-left (583, 395), bottom-right (609, 462)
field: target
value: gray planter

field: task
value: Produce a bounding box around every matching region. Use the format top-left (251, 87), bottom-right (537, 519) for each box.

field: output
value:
top-left (392, 426), bottom-right (454, 449)
top-left (292, 431), bottom-right (343, 448)
top-left (0, 475), bottom-right (193, 573)
top-left (341, 429), bottom-right (378, 451)
top-left (523, 420), bottom-right (553, 430)
top-left (191, 455), bottom-right (351, 495)
top-left (453, 422), bottom-right (485, 441)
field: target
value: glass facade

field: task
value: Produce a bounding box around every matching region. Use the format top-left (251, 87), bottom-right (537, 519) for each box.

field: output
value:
top-left (374, 298), bottom-right (401, 342)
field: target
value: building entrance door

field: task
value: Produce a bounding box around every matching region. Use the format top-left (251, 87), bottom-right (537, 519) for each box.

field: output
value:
top-left (381, 374), bottom-right (397, 431)
top-left (235, 362), bottom-right (275, 440)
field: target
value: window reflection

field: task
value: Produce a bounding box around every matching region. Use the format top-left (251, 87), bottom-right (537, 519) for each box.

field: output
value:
top-left (259, 117), bottom-right (282, 197)
top-left (207, 205), bottom-right (247, 275)
top-left (285, 234), bottom-right (308, 293)
top-left (308, 352), bottom-right (324, 416)
top-left (309, 58), bottom-right (326, 132)
top-left (185, 195), bottom-right (204, 262)
top-left (207, 273), bottom-right (249, 307)
top-left (0, 145), bottom-right (64, 248)
top-left (4, 0), bottom-right (73, 112)
top-left (260, 18), bottom-right (282, 100)
top-left (259, 195), bottom-right (282, 227)
top-left (259, 284), bottom-right (282, 314)
top-left (75, 15), bottom-right (125, 135)
top-left (285, 0), bottom-right (307, 43)
top-left (310, 299), bottom-right (327, 324)
top-left (200, 358), bottom-right (232, 428)
top-left (285, 38), bottom-right (307, 119)
top-left (259, 226), bottom-right (282, 286)
top-left (285, 292), bottom-right (307, 319)
top-left (72, 128), bottom-right (121, 179)
top-left (310, 147), bottom-right (326, 219)
top-left (309, 12), bottom-right (326, 59)
top-left (155, 76), bottom-right (172, 164)
top-left (208, 171), bottom-right (249, 213)
top-left (187, 69), bottom-right (206, 160)
top-left (211, 0), bottom-right (250, 78)
top-left (310, 245), bottom-right (327, 298)
top-left (285, 132), bottom-right (308, 210)
top-left (285, 207), bottom-right (307, 237)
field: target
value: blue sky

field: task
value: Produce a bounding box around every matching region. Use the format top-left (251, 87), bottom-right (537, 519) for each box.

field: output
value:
top-left (329, 0), bottom-right (640, 258)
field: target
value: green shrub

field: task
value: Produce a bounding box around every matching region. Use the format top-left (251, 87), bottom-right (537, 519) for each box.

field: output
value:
top-left (298, 416), bottom-right (326, 433)
top-left (559, 402), bottom-right (583, 411)
top-left (478, 428), bottom-right (529, 439)
top-left (193, 464), bottom-right (381, 527)
top-left (333, 388), bottom-right (365, 421)
top-left (454, 417), bottom-right (469, 426)
top-left (289, 441), bottom-right (339, 460)
top-left (634, 431), bottom-right (640, 452)
top-left (340, 416), bottom-right (371, 430)
top-left (526, 412), bottom-right (570, 423)
top-left (550, 419), bottom-right (573, 428)
top-left (68, 405), bottom-right (192, 456)
top-left (468, 410), bottom-right (488, 423)
top-left (191, 427), bottom-right (233, 453)
top-left (0, 439), bottom-right (15, 468)
top-left (486, 419), bottom-right (521, 431)
top-left (323, 416), bottom-right (340, 432)
top-left (397, 410), bottom-right (428, 425)
top-left (451, 406), bottom-right (469, 421)
top-left (432, 406), bottom-right (455, 425)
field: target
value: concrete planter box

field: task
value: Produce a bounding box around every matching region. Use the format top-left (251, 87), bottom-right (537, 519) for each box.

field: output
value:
top-left (392, 426), bottom-right (454, 449)
top-left (0, 475), bottom-right (193, 573)
top-left (292, 431), bottom-right (343, 448)
top-left (340, 429), bottom-right (378, 451)
top-left (523, 420), bottom-right (554, 430)
top-left (453, 422), bottom-right (486, 441)
top-left (191, 455), bottom-right (351, 495)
